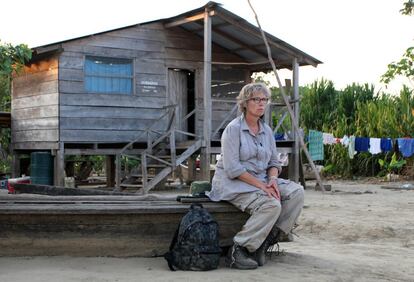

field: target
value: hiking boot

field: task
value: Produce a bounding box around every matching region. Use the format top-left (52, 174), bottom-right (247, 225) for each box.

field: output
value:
top-left (226, 244), bottom-right (258, 270)
top-left (252, 230), bottom-right (279, 266)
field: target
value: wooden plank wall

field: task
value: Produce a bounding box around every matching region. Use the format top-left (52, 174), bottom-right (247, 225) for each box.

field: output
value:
top-left (11, 22), bottom-right (251, 147)
top-left (59, 22), bottom-right (249, 144)
top-left (59, 23), bottom-right (168, 143)
top-left (11, 57), bottom-right (59, 150)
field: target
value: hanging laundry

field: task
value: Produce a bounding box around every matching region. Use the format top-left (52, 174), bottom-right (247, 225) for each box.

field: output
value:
top-left (308, 130), bottom-right (324, 161)
top-left (274, 133), bottom-right (285, 140)
top-left (380, 138), bottom-right (393, 152)
top-left (348, 136), bottom-right (356, 159)
top-left (369, 138), bottom-right (381, 154)
top-left (322, 133), bottom-right (335, 145)
top-left (341, 135), bottom-right (349, 147)
top-left (355, 137), bottom-right (370, 152)
top-left (397, 138), bottom-right (414, 158)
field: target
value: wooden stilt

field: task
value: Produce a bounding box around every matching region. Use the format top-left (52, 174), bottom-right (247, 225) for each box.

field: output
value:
top-left (201, 8), bottom-right (212, 181)
top-left (55, 142), bottom-right (65, 186)
top-left (106, 155), bottom-right (115, 188)
top-left (12, 152), bottom-right (20, 178)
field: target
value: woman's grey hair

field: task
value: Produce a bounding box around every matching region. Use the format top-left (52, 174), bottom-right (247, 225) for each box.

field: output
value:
top-left (237, 82), bottom-right (271, 114)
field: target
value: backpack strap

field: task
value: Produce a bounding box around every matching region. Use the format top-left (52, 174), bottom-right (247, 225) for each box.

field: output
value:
top-left (164, 227), bottom-right (179, 271)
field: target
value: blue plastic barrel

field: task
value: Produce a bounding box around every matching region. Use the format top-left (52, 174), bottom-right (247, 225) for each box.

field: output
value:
top-left (30, 152), bottom-right (54, 185)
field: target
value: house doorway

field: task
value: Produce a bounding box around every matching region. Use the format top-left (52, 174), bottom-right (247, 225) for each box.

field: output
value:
top-left (167, 69), bottom-right (195, 141)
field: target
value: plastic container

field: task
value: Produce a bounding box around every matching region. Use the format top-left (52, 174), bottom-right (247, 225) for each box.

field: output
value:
top-left (30, 152), bottom-right (54, 185)
top-left (7, 176), bottom-right (31, 194)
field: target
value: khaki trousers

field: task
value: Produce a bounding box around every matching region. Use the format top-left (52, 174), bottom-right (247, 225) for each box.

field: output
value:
top-left (228, 180), bottom-right (304, 252)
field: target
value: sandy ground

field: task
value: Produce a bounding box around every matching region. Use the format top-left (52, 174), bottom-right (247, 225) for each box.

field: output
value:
top-left (0, 180), bottom-right (413, 282)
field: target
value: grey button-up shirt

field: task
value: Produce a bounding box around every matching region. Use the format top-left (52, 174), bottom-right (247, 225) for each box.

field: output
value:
top-left (207, 115), bottom-right (283, 201)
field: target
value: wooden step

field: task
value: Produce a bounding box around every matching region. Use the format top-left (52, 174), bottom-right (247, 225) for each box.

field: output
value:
top-left (173, 140), bottom-right (198, 150)
top-left (120, 183), bottom-right (143, 188)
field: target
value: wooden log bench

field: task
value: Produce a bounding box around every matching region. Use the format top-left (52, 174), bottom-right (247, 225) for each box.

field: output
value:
top-left (0, 193), bottom-right (248, 257)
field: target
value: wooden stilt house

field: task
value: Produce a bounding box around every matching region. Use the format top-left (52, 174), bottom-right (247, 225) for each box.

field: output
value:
top-left (11, 2), bottom-right (321, 191)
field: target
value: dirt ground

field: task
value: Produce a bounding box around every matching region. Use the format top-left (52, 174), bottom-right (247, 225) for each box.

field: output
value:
top-left (0, 180), bottom-right (413, 282)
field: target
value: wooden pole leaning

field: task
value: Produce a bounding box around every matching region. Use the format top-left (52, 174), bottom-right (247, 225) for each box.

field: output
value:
top-left (247, 0), bottom-right (325, 191)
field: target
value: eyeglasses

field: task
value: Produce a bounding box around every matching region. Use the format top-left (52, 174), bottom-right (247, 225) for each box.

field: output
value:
top-left (249, 97), bottom-right (269, 104)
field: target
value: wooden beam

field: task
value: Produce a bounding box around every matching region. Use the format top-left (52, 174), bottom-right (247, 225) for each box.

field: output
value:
top-left (164, 11), bottom-right (215, 28)
top-left (201, 8), bottom-right (212, 181)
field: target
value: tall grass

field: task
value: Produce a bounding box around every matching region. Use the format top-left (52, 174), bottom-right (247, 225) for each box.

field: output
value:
top-left (300, 79), bottom-right (413, 177)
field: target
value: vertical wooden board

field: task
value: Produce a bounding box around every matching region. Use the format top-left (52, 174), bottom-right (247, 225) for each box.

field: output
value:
top-left (167, 70), bottom-right (188, 141)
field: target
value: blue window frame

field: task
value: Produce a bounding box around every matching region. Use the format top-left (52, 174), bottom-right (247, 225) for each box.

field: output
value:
top-left (85, 56), bottom-right (133, 94)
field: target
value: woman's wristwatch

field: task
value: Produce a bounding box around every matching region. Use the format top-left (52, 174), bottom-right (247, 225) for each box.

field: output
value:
top-left (269, 175), bottom-right (278, 181)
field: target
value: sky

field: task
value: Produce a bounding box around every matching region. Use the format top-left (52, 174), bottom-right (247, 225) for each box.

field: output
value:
top-left (1, 0), bottom-right (413, 94)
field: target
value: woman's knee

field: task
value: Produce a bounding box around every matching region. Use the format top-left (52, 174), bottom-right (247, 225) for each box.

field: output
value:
top-left (289, 185), bottom-right (304, 206)
top-left (259, 198), bottom-right (281, 217)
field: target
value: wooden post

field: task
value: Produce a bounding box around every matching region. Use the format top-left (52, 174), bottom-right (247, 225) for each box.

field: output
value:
top-left (187, 155), bottom-right (197, 183)
top-left (291, 58), bottom-right (300, 182)
top-left (106, 155), bottom-right (115, 188)
top-left (115, 154), bottom-right (121, 189)
top-left (12, 152), bottom-right (20, 178)
top-left (55, 142), bottom-right (65, 186)
top-left (200, 8), bottom-right (212, 181)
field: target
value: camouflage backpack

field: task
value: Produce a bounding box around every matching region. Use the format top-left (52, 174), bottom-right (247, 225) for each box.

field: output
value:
top-left (164, 203), bottom-right (221, 271)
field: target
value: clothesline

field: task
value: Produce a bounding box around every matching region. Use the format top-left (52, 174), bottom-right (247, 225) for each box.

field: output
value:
top-left (306, 130), bottom-right (414, 160)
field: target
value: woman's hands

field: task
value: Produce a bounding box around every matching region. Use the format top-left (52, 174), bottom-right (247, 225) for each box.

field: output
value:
top-left (237, 171), bottom-right (280, 200)
top-left (260, 179), bottom-right (280, 201)
top-left (262, 178), bottom-right (280, 200)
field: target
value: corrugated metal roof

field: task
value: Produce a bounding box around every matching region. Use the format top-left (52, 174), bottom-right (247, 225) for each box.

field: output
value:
top-left (31, 1), bottom-right (322, 69)
top-left (163, 2), bottom-right (322, 69)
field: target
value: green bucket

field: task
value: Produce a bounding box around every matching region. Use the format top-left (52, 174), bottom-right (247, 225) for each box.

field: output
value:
top-left (30, 152), bottom-right (54, 185)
